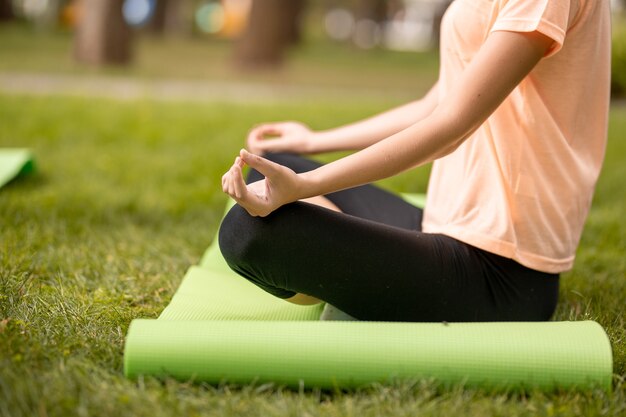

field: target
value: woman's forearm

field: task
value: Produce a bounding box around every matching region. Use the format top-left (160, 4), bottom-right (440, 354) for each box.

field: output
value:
top-left (300, 108), bottom-right (462, 198)
top-left (298, 30), bottom-right (553, 199)
top-left (307, 82), bottom-right (440, 153)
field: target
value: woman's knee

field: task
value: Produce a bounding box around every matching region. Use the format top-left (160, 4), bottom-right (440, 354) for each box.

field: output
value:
top-left (217, 203), bottom-right (297, 299)
top-left (218, 204), bottom-right (263, 267)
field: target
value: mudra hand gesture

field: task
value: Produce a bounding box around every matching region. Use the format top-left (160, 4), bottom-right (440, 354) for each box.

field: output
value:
top-left (221, 149), bottom-right (302, 217)
top-left (246, 121), bottom-right (313, 155)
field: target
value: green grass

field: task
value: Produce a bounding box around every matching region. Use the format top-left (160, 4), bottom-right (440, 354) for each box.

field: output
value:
top-left (0, 93), bottom-right (625, 417)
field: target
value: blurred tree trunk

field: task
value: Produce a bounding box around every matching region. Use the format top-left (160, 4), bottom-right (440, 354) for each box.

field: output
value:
top-left (146, 0), bottom-right (167, 33)
top-left (74, 0), bottom-right (133, 65)
top-left (355, 0), bottom-right (386, 22)
top-left (0, 0), bottom-right (14, 22)
top-left (146, 0), bottom-right (191, 36)
top-left (234, 0), bottom-right (306, 69)
top-left (36, 0), bottom-right (63, 30)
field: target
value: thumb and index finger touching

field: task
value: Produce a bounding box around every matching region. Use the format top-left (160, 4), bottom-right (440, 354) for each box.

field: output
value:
top-left (249, 123), bottom-right (284, 139)
top-left (239, 149), bottom-right (281, 180)
top-left (247, 123), bottom-right (289, 154)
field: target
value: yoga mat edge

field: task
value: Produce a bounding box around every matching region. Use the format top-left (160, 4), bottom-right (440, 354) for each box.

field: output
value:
top-left (0, 148), bottom-right (35, 188)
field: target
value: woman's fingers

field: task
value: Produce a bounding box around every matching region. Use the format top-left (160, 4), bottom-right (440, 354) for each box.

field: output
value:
top-left (222, 150), bottom-right (289, 217)
top-left (254, 138), bottom-right (285, 154)
top-left (226, 172), bottom-right (233, 196)
top-left (239, 149), bottom-right (280, 180)
top-left (222, 156), bottom-right (245, 199)
top-left (222, 156), bottom-right (260, 217)
top-left (248, 125), bottom-right (278, 144)
top-left (247, 124), bottom-right (288, 155)
top-left (255, 124), bottom-right (283, 137)
top-left (232, 157), bottom-right (246, 200)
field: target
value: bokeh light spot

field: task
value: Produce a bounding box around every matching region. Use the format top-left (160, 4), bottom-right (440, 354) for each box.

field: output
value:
top-left (195, 3), bottom-right (225, 34)
top-left (324, 8), bottom-right (355, 41)
top-left (123, 0), bottom-right (155, 27)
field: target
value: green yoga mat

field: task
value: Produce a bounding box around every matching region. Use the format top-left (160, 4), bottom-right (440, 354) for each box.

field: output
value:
top-left (124, 194), bottom-right (613, 391)
top-left (0, 148), bottom-right (35, 188)
top-left (158, 266), bottom-right (323, 321)
top-left (125, 320), bottom-right (611, 390)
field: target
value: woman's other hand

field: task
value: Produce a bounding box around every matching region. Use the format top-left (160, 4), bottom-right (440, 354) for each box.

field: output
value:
top-left (221, 149), bottom-right (302, 217)
top-left (246, 121), bottom-right (314, 155)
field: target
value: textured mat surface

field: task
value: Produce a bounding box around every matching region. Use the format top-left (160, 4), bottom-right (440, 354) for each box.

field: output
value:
top-left (0, 149), bottom-right (34, 188)
top-left (124, 194), bottom-right (613, 390)
top-left (125, 320), bottom-right (612, 390)
top-left (158, 266), bottom-right (324, 321)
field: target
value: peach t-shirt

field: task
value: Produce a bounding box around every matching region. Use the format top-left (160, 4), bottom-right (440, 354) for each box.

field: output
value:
top-left (422, 0), bottom-right (611, 273)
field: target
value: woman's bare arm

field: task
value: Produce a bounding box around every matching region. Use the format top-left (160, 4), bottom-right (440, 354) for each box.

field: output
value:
top-left (224, 30), bottom-right (554, 217)
top-left (299, 31), bottom-right (553, 198)
top-left (246, 82), bottom-right (440, 155)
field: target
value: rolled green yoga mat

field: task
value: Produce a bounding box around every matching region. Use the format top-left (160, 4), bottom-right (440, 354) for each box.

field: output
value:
top-left (125, 320), bottom-right (611, 391)
top-left (0, 148), bottom-right (35, 188)
top-left (124, 195), bottom-right (613, 391)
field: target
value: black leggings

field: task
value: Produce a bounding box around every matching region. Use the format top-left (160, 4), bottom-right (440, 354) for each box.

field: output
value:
top-left (218, 153), bottom-right (559, 322)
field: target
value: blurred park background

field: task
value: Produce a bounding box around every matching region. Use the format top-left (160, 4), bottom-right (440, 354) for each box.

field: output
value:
top-left (1, 1), bottom-right (626, 417)
top-left (0, 0), bottom-right (622, 100)
top-left (0, 0), bottom-right (454, 100)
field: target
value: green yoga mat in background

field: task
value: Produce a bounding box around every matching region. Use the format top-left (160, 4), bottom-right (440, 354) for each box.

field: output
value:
top-left (0, 148), bottom-right (35, 188)
top-left (124, 195), bottom-right (613, 391)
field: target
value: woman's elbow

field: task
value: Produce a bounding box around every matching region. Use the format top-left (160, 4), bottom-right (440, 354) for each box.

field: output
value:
top-left (427, 108), bottom-right (480, 160)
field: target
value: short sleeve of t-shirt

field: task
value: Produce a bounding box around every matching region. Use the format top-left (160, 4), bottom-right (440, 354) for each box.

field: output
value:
top-left (491, 0), bottom-right (572, 57)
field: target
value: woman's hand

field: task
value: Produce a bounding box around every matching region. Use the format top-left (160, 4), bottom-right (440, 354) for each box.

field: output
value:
top-left (221, 149), bottom-right (302, 217)
top-left (246, 121), bottom-right (314, 155)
